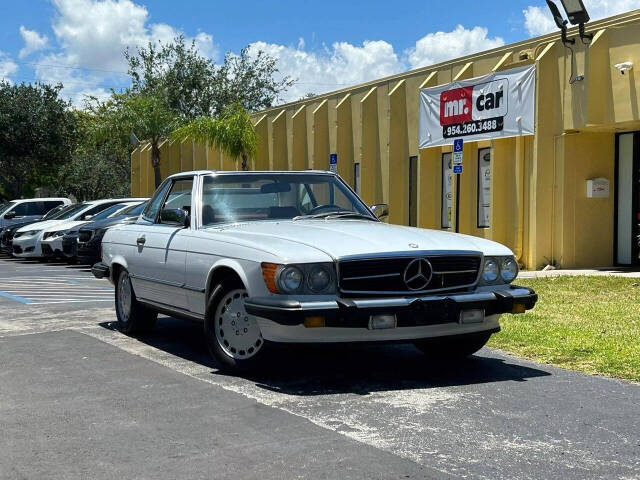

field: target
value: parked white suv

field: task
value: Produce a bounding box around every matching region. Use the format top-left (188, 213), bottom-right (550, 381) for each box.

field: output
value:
top-left (13, 198), bottom-right (145, 258)
top-left (0, 198), bottom-right (72, 229)
top-left (94, 171), bottom-right (537, 371)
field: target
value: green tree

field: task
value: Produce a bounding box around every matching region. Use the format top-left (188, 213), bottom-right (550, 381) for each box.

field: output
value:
top-left (55, 110), bottom-right (131, 201)
top-left (93, 94), bottom-right (180, 188)
top-left (172, 102), bottom-right (257, 171)
top-left (125, 37), bottom-right (294, 118)
top-left (0, 82), bottom-right (77, 198)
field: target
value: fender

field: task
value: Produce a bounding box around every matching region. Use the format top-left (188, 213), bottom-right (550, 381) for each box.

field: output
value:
top-left (107, 254), bottom-right (129, 284)
top-left (205, 258), bottom-right (252, 300)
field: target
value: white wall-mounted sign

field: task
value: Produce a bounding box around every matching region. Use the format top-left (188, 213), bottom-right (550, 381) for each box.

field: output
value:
top-left (586, 178), bottom-right (610, 198)
top-left (419, 65), bottom-right (536, 148)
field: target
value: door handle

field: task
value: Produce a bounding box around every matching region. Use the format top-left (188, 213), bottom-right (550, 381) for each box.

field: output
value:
top-left (136, 236), bottom-right (146, 245)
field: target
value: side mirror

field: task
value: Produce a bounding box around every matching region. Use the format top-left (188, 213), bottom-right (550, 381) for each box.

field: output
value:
top-left (160, 208), bottom-right (190, 227)
top-left (84, 215), bottom-right (94, 221)
top-left (370, 203), bottom-right (389, 220)
top-left (4, 211), bottom-right (16, 219)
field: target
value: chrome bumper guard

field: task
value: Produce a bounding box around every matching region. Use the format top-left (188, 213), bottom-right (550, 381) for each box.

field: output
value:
top-left (244, 285), bottom-right (537, 327)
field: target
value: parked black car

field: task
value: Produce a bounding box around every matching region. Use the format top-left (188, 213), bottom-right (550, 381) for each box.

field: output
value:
top-left (0, 204), bottom-right (68, 255)
top-left (62, 202), bottom-right (146, 264)
top-left (76, 202), bottom-right (147, 265)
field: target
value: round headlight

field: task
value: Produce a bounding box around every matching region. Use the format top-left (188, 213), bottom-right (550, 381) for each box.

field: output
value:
top-left (278, 266), bottom-right (303, 293)
top-left (308, 266), bottom-right (332, 292)
top-left (482, 259), bottom-right (499, 282)
top-left (501, 257), bottom-right (518, 282)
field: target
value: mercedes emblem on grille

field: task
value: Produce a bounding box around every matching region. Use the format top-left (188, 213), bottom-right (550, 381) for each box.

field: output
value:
top-left (403, 258), bottom-right (433, 290)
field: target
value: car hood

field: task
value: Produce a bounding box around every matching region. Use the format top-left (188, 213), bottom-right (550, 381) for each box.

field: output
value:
top-left (42, 220), bottom-right (88, 233)
top-left (81, 215), bottom-right (137, 231)
top-left (16, 219), bottom-right (67, 232)
top-left (203, 219), bottom-right (512, 262)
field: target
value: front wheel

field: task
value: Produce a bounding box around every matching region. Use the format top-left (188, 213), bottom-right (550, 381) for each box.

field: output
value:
top-left (115, 269), bottom-right (157, 334)
top-left (204, 278), bottom-right (267, 371)
top-left (413, 331), bottom-right (493, 359)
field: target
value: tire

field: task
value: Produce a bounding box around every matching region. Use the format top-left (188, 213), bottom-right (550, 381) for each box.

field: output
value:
top-left (115, 269), bottom-right (157, 334)
top-left (413, 331), bottom-right (493, 359)
top-left (204, 277), bottom-right (267, 371)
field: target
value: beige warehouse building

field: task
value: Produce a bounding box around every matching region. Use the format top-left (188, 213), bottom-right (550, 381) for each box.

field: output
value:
top-left (131, 10), bottom-right (640, 270)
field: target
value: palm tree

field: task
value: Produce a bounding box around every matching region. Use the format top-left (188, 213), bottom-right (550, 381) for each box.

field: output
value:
top-left (172, 102), bottom-right (257, 171)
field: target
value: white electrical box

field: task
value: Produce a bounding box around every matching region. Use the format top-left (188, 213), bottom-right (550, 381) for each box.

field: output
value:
top-left (586, 178), bottom-right (610, 198)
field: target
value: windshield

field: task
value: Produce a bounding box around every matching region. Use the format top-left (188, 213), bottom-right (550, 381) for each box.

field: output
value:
top-left (91, 203), bottom-right (130, 221)
top-left (122, 201), bottom-right (146, 215)
top-left (47, 204), bottom-right (77, 220)
top-left (42, 205), bottom-right (64, 219)
top-left (201, 173), bottom-right (373, 226)
top-left (56, 204), bottom-right (87, 220)
top-left (0, 201), bottom-right (17, 216)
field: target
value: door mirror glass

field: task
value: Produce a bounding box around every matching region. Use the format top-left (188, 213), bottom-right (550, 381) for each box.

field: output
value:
top-left (370, 203), bottom-right (389, 220)
top-left (160, 208), bottom-right (189, 227)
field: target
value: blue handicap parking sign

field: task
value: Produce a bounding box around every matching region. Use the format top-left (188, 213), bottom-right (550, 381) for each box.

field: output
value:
top-left (453, 139), bottom-right (463, 153)
top-left (453, 165), bottom-right (463, 174)
top-left (329, 153), bottom-right (337, 165)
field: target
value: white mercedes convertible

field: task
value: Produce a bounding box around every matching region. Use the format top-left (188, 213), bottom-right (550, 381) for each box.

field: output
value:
top-left (94, 170), bottom-right (537, 370)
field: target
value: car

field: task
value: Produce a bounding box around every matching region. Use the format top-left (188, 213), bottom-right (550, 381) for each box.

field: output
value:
top-left (0, 204), bottom-right (71, 255)
top-left (61, 201), bottom-right (147, 263)
top-left (75, 201), bottom-right (147, 265)
top-left (0, 198), bottom-right (72, 230)
top-left (0, 204), bottom-right (68, 255)
top-left (94, 170), bottom-right (537, 371)
top-left (12, 198), bottom-right (145, 259)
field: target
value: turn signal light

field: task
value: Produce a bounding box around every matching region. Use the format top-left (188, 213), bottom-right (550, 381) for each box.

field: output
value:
top-left (261, 262), bottom-right (281, 293)
top-left (512, 303), bottom-right (526, 314)
top-left (304, 316), bottom-right (325, 328)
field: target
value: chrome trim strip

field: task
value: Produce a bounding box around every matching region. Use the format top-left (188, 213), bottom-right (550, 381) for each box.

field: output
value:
top-left (342, 273), bottom-right (401, 281)
top-left (338, 250), bottom-right (483, 262)
top-left (138, 298), bottom-right (204, 321)
top-left (432, 269), bottom-right (478, 275)
top-left (130, 273), bottom-right (184, 288)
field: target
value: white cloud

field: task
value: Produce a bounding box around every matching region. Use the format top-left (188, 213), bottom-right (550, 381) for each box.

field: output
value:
top-left (407, 25), bottom-right (504, 69)
top-left (247, 39), bottom-right (405, 102)
top-left (524, 0), bottom-right (640, 36)
top-left (33, 0), bottom-right (217, 105)
top-left (250, 25), bottom-right (505, 103)
top-left (523, 6), bottom-right (557, 36)
top-left (19, 26), bottom-right (48, 58)
top-left (0, 52), bottom-right (18, 83)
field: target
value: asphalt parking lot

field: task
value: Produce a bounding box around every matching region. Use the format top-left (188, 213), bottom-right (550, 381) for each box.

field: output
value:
top-left (1, 256), bottom-right (639, 479)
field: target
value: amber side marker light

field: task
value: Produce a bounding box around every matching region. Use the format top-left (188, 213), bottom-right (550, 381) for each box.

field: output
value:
top-left (304, 316), bottom-right (326, 328)
top-left (261, 262), bottom-right (281, 293)
top-left (512, 303), bottom-right (526, 314)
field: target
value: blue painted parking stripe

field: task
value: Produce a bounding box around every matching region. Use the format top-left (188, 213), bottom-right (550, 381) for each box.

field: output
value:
top-left (0, 290), bottom-right (34, 304)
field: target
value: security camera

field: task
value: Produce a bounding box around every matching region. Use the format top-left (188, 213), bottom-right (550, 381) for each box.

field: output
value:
top-left (614, 62), bottom-right (633, 75)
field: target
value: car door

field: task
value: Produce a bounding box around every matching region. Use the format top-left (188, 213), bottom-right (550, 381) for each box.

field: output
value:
top-left (129, 177), bottom-right (193, 311)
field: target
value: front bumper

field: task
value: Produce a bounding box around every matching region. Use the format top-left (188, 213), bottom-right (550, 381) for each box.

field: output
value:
top-left (245, 285), bottom-right (537, 329)
top-left (91, 262), bottom-right (110, 280)
top-left (41, 237), bottom-right (64, 258)
top-left (77, 239), bottom-right (101, 265)
top-left (12, 236), bottom-right (41, 257)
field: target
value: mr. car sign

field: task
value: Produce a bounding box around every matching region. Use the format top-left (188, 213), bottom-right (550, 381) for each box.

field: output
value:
top-left (419, 65), bottom-right (535, 148)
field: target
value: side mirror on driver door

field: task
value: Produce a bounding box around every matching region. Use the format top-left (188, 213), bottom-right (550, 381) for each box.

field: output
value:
top-left (370, 203), bottom-right (389, 220)
top-left (160, 208), bottom-right (190, 228)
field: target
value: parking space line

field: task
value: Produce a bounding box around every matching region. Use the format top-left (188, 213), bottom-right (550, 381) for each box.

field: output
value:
top-left (0, 290), bottom-right (33, 304)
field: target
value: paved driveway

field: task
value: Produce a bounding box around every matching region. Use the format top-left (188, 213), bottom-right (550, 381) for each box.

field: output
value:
top-left (1, 257), bottom-right (639, 479)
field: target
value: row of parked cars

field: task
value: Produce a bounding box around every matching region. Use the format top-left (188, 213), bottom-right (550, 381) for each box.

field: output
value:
top-left (0, 197), bottom-right (147, 265)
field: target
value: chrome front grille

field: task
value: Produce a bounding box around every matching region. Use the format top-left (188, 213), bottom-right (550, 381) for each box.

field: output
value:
top-left (337, 253), bottom-right (482, 295)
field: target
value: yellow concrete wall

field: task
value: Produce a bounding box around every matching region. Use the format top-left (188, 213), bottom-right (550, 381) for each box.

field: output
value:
top-left (129, 10), bottom-right (640, 269)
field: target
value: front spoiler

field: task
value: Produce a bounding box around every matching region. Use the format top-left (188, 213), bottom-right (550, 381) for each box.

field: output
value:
top-left (244, 285), bottom-right (537, 328)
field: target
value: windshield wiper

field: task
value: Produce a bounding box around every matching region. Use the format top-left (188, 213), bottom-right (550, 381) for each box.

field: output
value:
top-left (293, 211), bottom-right (378, 221)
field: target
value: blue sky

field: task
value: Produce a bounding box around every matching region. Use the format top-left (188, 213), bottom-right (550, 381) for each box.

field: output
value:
top-left (0, 0), bottom-right (638, 105)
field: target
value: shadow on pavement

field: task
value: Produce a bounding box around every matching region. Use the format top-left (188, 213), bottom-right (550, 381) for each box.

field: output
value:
top-left (100, 315), bottom-right (550, 396)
